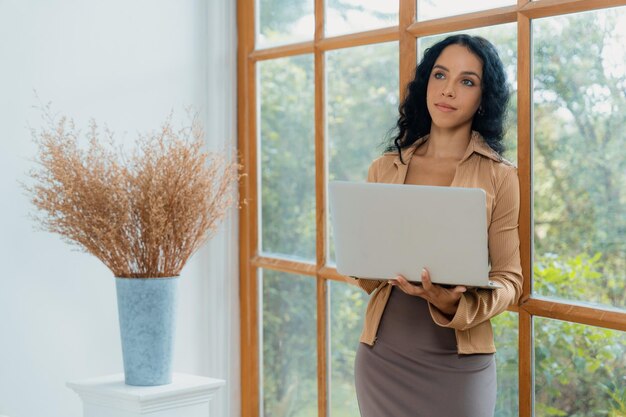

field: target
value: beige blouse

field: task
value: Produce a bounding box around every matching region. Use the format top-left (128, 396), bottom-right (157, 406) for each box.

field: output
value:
top-left (349, 131), bottom-right (523, 354)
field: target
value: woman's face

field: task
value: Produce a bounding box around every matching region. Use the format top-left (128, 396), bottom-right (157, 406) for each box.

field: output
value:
top-left (426, 44), bottom-right (483, 131)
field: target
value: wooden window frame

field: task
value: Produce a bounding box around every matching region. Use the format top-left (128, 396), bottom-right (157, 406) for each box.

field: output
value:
top-left (237, 1), bottom-right (626, 416)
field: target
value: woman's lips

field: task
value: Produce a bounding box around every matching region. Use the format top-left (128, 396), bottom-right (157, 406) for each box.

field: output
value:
top-left (434, 103), bottom-right (457, 112)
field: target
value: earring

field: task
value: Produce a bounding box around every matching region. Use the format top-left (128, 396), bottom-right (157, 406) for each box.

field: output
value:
top-left (477, 106), bottom-right (484, 116)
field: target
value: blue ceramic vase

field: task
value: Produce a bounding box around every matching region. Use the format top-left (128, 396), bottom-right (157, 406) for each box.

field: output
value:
top-left (115, 276), bottom-right (179, 386)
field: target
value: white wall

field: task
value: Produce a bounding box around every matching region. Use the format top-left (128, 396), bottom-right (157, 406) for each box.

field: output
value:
top-left (0, 1), bottom-right (239, 416)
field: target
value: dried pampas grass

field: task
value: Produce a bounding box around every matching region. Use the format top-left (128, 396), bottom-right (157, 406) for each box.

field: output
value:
top-left (26, 109), bottom-right (241, 278)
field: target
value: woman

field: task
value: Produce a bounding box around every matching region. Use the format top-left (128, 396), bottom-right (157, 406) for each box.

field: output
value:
top-left (352, 34), bottom-right (522, 417)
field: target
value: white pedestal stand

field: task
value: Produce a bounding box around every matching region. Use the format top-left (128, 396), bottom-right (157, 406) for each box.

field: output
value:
top-left (67, 373), bottom-right (225, 417)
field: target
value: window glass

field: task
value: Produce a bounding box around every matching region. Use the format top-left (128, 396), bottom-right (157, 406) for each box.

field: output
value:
top-left (261, 269), bottom-right (318, 417)
top-left (417, 0), bottom-right (516, 22)
top-left (533, 6), bottom-right (626, 310)
top-left (326, 0), bottom-right (398, 37)
top-left (534, 317), bottom-right (626, 417)
top-left (492, 311), bottom-right (519, 417)
top-left (259, 55), bottom-right (316, 261)
top-left (328, 281), bottom-right (369, 416)
top-left (257, 0), bottom-right (314, 48)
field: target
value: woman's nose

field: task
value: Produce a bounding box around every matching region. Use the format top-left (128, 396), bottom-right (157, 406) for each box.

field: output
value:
top-left (441, 84), bottom-right (455, 98)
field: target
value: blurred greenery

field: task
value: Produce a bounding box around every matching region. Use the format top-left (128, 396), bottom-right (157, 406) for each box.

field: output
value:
top-left (259, 54), bottom-right (316, 260)
top-left (257, 0), bottom-right (313, 46)
top-left (257, 4), bottom-right (626, 417)
top-left (329, 281), bottom-right (369, 417)
top-left (492, 311), bottom-right (519, 417)
top-left (534, 254), bottom-right (626, 417)
top-left (533, 10), bottom-right (626, 311)
top-left (262, 270), bottom-right (317, 417)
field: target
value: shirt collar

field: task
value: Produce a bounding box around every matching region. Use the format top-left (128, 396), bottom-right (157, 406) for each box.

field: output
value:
top-left (387, 130), bottom-right (502, 166)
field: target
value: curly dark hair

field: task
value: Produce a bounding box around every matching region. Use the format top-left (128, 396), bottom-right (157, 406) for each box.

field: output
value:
top-left (387, 34), bottom-right (510, 164)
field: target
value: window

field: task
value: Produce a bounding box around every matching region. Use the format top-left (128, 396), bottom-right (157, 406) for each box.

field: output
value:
top-left (238, 1), bottom-right (626, 416)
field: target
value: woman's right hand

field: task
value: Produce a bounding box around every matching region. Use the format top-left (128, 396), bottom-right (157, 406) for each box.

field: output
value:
top-left (389, 268), bottom-right (466, 316)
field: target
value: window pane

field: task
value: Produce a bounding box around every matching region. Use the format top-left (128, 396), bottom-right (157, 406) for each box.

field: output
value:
top-left (417, 24), bottom-right (518, 163)
top-left (328, 281), bottom-right (369, 417)
top-left (257, 0), bottom-right (313, 48)
top-left (534, 318), bottom-right (626, 417)
top-left (417, 0), bottom-right (515, 22)
top-left (325, 0), bottom-right (398, 37)
top-left (492, 311), bottom-right (519, 417)
top-left (533, 7), bottom-right (626, 310)
top-left (259, 55), bottom-right (315, 261)
top-left (261, 269), bottom-right (317, 417)
top-left (326, 42), bottom-right (399, 263)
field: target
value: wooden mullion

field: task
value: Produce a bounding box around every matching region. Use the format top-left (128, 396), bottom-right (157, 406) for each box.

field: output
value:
top-left (251, 255), bottom-right (317, 276)
top-left (316, 277), bottom-right (329, 417)
top-left (517, 5), bottom-right (533, 325)
top-left (519, 0), bottom-right (626, 20)
top-left (238, 0), bottom-right (259, 416)
top-left (399, 0), bottom-right (416, 102)
top-left (519, 310), bottom-right (534, 417)
top-left (407, 6), bottom-right (518, 38)
top-left (507, 304), bottom-right (520, 314)
top-left (522, 297), bottom-right (626, 331)
top-left (250, 41), bottom-right (315, 61)
top-left (517, 4), bottom-right (533, 416)
top-left (314, 1), bottom-right (328, 416)
top-left (318, 266), bottom-right (347, 283)
top-left (251, 27), bottom-right (400, 62)
top-left (317, 26), bottom-right (399, 51)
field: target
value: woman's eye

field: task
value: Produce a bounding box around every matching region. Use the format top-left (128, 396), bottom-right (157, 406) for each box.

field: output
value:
top-left (433, 72), bottom-right (445, 79)
top-left (461, 79), bottom-right (475, 86)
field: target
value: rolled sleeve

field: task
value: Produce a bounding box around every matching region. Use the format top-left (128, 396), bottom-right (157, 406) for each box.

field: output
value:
top-left (345, 275), bottom-right (385, 294)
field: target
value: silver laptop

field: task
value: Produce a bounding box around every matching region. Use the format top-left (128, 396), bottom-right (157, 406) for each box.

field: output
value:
top-left (328, 181), bottom-right (501, 289)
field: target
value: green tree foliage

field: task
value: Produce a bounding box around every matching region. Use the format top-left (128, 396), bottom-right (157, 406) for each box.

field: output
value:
top-left (533, 10), bottom-right (626, 309)
top-left (259, 55), bottom-right (316, 260)
top-left (257, 0), bottom-right (312, 45)
top-left (328, 282), bottom-right (369, 417)
top-left (492, 311), bottom-right (519, 417)
top-left (529, 11), bottom-right (626, 414)
top-left (534, 253), bottom-right (626, 416)
top-left (327, 42), bottom-right (399, 184)
top-left (262, 271), bottom-right (317, 417)
top-left (605, 384), bottom-right (626, 417)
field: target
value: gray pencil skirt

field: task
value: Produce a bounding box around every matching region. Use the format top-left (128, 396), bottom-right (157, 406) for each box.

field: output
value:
top-left (355, 287), bottom-right (496, 417)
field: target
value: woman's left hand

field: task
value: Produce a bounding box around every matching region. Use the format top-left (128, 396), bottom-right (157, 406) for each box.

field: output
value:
top-left (389, 268), bottom-right (466, 316)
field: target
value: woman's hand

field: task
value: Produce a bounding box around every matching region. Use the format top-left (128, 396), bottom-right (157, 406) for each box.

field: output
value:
top-left (389, 268), bottom-right (466, 316)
